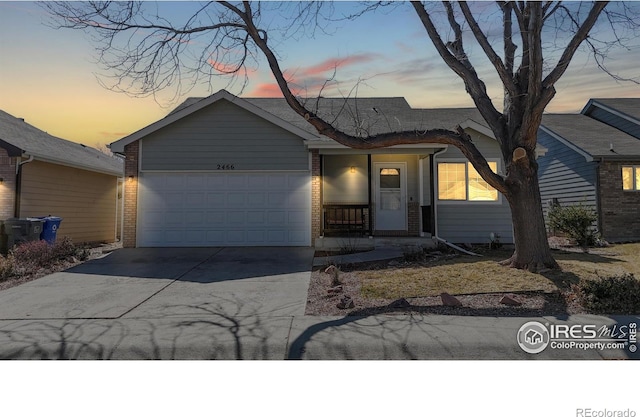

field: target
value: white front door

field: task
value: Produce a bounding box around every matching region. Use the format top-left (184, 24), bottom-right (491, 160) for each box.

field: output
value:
top-left (374, 162), bottom-right (407, 230)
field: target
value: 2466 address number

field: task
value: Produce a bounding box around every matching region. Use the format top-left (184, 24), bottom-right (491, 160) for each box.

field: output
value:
top-left (217, 164), bottom-right (235, 170)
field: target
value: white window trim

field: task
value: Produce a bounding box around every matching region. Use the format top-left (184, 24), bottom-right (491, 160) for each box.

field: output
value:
top-left (436, 158), bottom-right (503, 205)
top-left (622, 165), bottom-right (640, 192)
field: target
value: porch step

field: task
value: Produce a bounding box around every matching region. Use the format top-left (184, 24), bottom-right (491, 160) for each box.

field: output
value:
top-left (315, 236), bottom-right (435, 250)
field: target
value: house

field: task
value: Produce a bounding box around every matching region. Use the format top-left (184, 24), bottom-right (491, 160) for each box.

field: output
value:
top-left (581, 98), bottom-right (640, 139)
top-left (110, 89), bottom-right (514, 248)
top-left (537, 100), bottom-right (640, 242)
top-left (0, 110), bottom-right (124, 245)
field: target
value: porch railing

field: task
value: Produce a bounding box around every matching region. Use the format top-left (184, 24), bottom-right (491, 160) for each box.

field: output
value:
top-left (323, 204), bottom-right (370, 235)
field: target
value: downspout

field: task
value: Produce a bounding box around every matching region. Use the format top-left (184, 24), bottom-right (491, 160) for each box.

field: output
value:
top-left (431, 147), bottom-right (447, 240)
top-left (432, 147), bottom-right (482, 257)
top-left (14, 154), bottom-right (34, 218)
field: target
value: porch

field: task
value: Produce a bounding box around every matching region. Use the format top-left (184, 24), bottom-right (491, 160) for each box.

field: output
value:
top-left (317, 151), bottom-right (439, 242)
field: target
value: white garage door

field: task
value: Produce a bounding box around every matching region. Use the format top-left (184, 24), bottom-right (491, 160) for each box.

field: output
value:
top-left (137, 172), bottom-right (311, 247)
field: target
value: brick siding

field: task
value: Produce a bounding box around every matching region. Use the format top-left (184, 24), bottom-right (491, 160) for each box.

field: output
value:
top-left (408, 201), bottom-right (420, 237)
top-left (311, 149), bottom-right (321, 244)
top-left (598, 160), bottom-right (640, 241)
top-left (0, 149), bottom-right (17, 219)
top-left (123, 141), bottom-right (139, 248)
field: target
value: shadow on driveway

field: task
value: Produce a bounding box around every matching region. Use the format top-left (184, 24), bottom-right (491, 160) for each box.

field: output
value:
top-left (67, 247), bottom-right (314, 282)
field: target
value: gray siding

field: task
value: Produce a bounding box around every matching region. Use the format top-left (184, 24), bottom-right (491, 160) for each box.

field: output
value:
top-left (435, 131), bottom-right (513, 243)
top-left (587, 107), bottom-right (640, 139)
top-left (323, 155), bottom-right (368, 203)
top-left (437, 204), bottom-right (514, 244)
top-left (537, 129), bottom-right (598, 222)
top-left (141, 100), bottom-right (309, 171)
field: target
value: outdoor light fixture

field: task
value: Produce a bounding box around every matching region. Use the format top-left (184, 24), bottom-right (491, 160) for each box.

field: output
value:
top-left (128, 175), bottom-right (134, 182)
top-left (350, 166), bottom-right (356, 173)
top-left (0, 177), bottom-right (3, 183)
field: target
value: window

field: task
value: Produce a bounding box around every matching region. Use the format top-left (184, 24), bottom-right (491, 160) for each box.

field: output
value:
top-left (438, 161), bottom-right (499, 201)
top-left (622, 166), bottom-right (640, 191)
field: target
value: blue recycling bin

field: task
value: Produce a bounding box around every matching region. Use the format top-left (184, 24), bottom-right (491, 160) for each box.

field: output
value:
top-left (33, 216), bottom-right (63, 244)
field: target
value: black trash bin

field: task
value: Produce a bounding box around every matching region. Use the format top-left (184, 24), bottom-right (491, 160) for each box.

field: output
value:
top-left (1, 218), bottom-right (44, 253)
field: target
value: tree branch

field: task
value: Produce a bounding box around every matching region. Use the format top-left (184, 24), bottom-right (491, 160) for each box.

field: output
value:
top-left (459, 2), bottom-right (517, 95)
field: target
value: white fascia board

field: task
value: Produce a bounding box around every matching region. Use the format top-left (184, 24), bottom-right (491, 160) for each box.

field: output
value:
top-left (306, 141), bottom-right (444, 150)
top-left (539, 125), bottom-right (594, 162)
top-left (25, 152), bottom-right (123, 177)
top-left (459, 119), bottom-right (496, 139)
top-left (110, 90), bottom-right (318, 153)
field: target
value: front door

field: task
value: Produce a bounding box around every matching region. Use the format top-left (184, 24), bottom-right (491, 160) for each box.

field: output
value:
top-left (374, 162), bottom-right (407, 230)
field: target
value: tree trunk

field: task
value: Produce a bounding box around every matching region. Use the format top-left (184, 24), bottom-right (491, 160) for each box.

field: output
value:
top-left (502, 161), bottom-right (559, 271)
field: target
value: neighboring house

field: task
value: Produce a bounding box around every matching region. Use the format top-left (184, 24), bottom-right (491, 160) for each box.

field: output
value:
top-left (537, 105), bottom-right (640, 242)
top-left (581, 98), bottom-right (640, 139)
top-left (110, 89), bottom-right (514, 248)
top-left (0, 110), bottom-right (124, 245)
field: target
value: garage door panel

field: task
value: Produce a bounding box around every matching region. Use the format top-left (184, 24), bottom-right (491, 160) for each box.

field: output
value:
top-left (138, 172), bottom-right (311, 247)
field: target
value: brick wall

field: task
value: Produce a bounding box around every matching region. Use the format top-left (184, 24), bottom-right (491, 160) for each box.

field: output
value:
top-left (0, 149), bottom-right (17, 219)
top-left (408, 201), bottom-right (420, 237)
top-left (598, 160), bottom-right (640, 241)
top-left (123, 141), bottom-right (139, 248)
top-left (311, 150), bottom-right (321, 243)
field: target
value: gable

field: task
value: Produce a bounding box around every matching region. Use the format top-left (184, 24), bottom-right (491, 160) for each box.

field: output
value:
top-left (140, 99), bottom-right (310, 171)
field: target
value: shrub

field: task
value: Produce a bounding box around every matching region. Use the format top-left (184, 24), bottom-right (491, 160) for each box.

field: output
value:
top-left (575, 274), bottom-right (640, 314)
top-left (0, 255), bottom-right (16, 281)
top-left (548, 203), bottom-right (598, 248)
top-left (11, 240), bottom-right (54, 270)
top-left (51, 236), bottom-right (78, 261)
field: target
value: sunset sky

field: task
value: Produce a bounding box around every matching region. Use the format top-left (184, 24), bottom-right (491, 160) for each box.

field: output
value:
top-left (1, 1), bottom-right (639, 148)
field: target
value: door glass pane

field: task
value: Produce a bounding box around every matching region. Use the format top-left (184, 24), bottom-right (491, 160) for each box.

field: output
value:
top-left (635, 167), bottom-right (640, 190)
top-left (380, 168), bottom-right (400, 189)
top-left (380, 190), bottom-right (401, 210)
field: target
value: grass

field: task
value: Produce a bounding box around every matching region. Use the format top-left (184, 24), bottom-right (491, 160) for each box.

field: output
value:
top-left (359, 243), bottom-right (640, 299)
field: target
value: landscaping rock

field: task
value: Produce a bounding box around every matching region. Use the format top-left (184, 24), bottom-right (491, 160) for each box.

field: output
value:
top-left (499, 295), bottom-right (522, 306)
top-left (337, 295), bottom-right (354, 309)
top-left (324, 265), bottom-right (338, 275)
top-left (389, 298), bottom-right (411, 309)
top-left (440, 292), bottom-right (462, 307)
top-left (327, 286), bottom-right (343, 294)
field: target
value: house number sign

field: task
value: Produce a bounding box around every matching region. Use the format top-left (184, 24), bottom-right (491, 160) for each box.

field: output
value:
top-left (217, 164), bottom-right (235, 170)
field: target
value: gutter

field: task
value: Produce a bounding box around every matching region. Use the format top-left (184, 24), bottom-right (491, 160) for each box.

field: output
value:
top-left (14, 154), bottom-right (34, 217)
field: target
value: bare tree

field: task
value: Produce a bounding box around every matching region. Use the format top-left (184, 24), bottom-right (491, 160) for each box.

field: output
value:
top-left (43, 1), bottom-right (639, 271)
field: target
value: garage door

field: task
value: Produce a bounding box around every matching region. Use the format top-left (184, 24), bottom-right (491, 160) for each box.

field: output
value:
top-left (137, 172), bottom-right (311, 247)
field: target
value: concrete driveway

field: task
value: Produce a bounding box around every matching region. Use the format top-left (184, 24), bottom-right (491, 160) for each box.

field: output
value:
top-left (0, 247), bottom-right (314, 320)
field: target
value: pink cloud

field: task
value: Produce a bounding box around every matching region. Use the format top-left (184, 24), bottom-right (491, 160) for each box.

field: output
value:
top-left (248, 53), bottom-right (381, 97)
top-left (250, 83), bottom-right (284, 97)
top-left (299, 53), bottom-right (379, 77)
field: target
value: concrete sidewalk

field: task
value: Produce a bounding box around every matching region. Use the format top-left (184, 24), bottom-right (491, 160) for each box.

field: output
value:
top-left (0, 313), bottom-right (637, 359)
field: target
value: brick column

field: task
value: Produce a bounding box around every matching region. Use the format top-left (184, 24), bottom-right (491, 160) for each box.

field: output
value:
top-left (0, 149), bottom-right (17, 219)
top-left (123, 142), bottom-right (139, 248)
top-left (408, 201), bottom-right (420, 236)
top-left (311, 150), bottom-right (321, 245)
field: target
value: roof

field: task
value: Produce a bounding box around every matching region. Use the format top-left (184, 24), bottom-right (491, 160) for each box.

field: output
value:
top-left (111, 89), bottom-right (491, 152)
top-left (0, 110), bottom-right (123, 176)
top-left (583, 98), bottom-right (640, 124)
top-left (541, 114), bottom-right (640, 159)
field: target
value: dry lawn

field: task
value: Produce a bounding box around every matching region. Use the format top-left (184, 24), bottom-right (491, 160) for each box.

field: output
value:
top-left (358, 243), bottom-right (640, 300)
